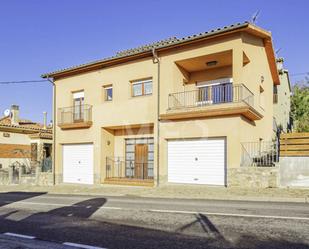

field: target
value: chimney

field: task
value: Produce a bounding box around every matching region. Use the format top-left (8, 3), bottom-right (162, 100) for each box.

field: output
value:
top-left (10, 105), bottom-right (19, 126)
top-left (43, 111), bottom-right (47, 129)
top-left (276, 57), bottom-right (284, 72)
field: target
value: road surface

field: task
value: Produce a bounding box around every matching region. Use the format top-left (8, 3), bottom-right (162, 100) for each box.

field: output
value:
top-left (0, 191), bottom-right (308, 249)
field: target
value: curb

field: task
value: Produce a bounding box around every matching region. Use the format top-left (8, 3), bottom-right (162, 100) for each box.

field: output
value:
top-left (0, 189), bottom-right (307, 203)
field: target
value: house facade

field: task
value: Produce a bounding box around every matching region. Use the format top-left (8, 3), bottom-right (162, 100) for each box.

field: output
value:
top-left (273, 58), bottom-right (292, 133)
top-left (43, 22), bottom-right (281, 187)
top-left (0, 105), bottom-right (52, 173)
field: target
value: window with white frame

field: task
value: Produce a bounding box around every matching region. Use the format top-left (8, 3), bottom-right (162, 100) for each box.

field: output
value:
top-left (131, 79), bottom-right (153, 97)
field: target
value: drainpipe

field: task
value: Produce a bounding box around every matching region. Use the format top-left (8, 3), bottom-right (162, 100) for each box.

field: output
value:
top-left (47, 78), bottom-right (56, 185)
top-left (152, 48), bottom-right (160, 187)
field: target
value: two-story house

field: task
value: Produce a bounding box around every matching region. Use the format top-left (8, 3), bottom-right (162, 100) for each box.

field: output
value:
top-left (42, 22), bottom-right (280, 187)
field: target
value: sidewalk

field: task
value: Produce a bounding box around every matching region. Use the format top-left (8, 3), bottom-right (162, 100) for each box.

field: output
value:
top-left (0, 184), bottom-right (309, 203)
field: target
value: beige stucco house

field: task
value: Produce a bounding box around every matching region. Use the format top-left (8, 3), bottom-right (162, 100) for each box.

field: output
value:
top-left (273, 58), bottom-right (292, 133)
top-left (0, 105), bottom-right (52, 173)
top-left (42, 22), bottom-right (282, 187)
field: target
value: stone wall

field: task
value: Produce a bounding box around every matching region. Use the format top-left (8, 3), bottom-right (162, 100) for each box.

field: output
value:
top-left (0, 166), bottom-right (53, 186)
top-left (19, 174), bottom-right (36, 185)
top-left (37, 172), bottom-right (53, 186)
top-left (19, 172), bottom-right (53, 186)
top-left (228, 167), bottom-right (279, 188)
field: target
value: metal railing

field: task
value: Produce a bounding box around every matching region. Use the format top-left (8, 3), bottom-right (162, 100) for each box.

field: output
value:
top-left (168, 84), bottom-right (254, 110)
top-left (241, 141), bottom-right (279, 167)
top-left (58, 104), bottom-right (92, 125)
top-left (106, 157), bottom-right (154, 180)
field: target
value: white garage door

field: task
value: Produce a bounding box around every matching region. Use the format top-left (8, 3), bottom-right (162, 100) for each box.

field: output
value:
top-left (63, 144), bottom-right (94, 184)
top-left (168, 138), bottom-right (226, 185)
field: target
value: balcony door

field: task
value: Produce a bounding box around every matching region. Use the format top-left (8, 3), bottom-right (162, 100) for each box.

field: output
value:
top-left (73, 91), bottom-right (84, 122)
top-left (197, 78), bottom-right (233, 104)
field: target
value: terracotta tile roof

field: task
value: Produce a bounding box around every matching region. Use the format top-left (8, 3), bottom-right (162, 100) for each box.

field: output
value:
top-left (42, 22), bottom-right (253, 78)
top-left (0, 116), bottom-right (11, 125)
top-left (0, 116), bottom-right (52, 133)
top-left (28, 132), bottom-right (53, 139)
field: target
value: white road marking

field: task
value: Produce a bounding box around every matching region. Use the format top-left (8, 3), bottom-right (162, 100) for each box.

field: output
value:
top-left (5, 201), bottom-right (77, 207)
top-left (3, 200), bottom-right (309, 221)
top-left (100, 207), bottom-right (122, 210)
top-left (5, 201), bottom-right (121, 210)
top-left (149, 209), bottom-right (197, 214)
top-left (4, 232), bottom-right (36, 239)
top-left (63, 242), bottom-right (107, 249)
top-left (149, 209), bottom-right (309, 221)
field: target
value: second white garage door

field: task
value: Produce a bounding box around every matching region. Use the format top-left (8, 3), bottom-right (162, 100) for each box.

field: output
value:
top-left (168, 138), bottom-right (226, 185)
top-left (63, 144), bottom-right (94, 184)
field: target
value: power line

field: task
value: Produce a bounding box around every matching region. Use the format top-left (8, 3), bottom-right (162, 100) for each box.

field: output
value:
top-left (0, 80), bottom-right (48, 85)
top-left (1, 71), bottom-right (308, 84)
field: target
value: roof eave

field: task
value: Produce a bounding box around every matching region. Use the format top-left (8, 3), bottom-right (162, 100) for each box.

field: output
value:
top-left (42, 22), bottom-right (274, 80)
top-left (41, 22), bottom-right (252, 79)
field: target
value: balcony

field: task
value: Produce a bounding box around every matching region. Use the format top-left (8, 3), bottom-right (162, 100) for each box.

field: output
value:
top-left (58, 104), bottom-right (93, 130)
top-left (160, 84), bottom-right (262, 121)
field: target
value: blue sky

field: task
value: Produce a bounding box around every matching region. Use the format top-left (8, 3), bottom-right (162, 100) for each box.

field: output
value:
top-left (0, 0), bottom-right (308, 122)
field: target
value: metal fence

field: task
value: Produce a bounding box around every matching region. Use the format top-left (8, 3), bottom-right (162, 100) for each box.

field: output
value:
top-left (106, 157), bottom-right (153, 180)
top-left (241, 141), bottom-right (279, 167)
top-left (58, 104), bottom-right (92, 125)
top-left (168, 84), bottom-right (254, 110)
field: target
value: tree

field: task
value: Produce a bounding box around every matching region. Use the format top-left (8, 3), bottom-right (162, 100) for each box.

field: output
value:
top-left (291, 75), bottom-right (309, 132)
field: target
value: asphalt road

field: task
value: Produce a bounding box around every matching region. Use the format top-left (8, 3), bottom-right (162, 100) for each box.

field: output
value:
top-left (0, 191), bottom-right (308, 249)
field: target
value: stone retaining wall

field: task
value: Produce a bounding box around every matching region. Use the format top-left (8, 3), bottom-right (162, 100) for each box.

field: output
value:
top-left (37, 172), bottom-right (53, 186)
top-left (228, 167), bottom-right (279, 188)
top-left (0, 167), bottom-right (53, 186)
top-left (19, 172), bottom-right (53, 186)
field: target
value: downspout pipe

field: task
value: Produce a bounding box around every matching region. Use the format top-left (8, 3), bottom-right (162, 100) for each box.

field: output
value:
top-left (47, 77), bottom-right (56, 186)
top-left (152, 48), bottom-right (160, 187)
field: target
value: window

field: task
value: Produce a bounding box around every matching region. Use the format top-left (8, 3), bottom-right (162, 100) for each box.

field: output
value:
top-left (103, 85), bottom-right (113, 101)
top-left (131, 79), bottom-right (153, 97)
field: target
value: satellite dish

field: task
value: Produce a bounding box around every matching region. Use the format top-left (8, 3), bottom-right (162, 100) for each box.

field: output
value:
top-left (3, 109), bottom-right (11, 117)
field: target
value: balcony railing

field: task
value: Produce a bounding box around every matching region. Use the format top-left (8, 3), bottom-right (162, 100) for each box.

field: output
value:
top-left (241, 141), bottom-right (279, 167)
top-left (168, 84), bottom-right (254, 110)
top-left (106, 157), bottom-right (154, 180)
top-left (58, 104), bottom-right (92, 128)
